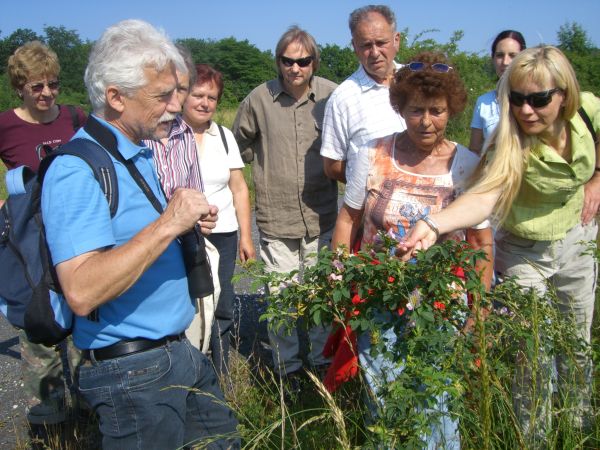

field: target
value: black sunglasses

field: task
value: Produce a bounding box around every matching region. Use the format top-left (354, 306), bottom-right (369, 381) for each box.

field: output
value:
top-left (508, 88), bottom-right (561, 108)
top-left (26, 80), bottom-right (60, 94)
top-left (280, 55), bottom-right (313, 68)
top-left (407, 62), bottom-right (453, 73)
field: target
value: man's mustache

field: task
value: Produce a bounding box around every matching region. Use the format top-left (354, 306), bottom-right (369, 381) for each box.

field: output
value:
top-left (158, 112), bottom-right (177, 124)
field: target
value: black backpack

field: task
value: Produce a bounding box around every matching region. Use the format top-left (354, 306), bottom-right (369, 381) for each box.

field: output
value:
top-left (0, 138), bottom-right (118, 346)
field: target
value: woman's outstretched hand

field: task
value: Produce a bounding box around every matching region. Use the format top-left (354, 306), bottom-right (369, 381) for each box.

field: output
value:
top-left (396, 220), bottom-right (439, 261)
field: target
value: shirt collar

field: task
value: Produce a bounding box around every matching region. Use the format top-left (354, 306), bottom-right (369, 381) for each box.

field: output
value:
top-left (356, 61), bottom-right (402, 92)
top-left (167, 114), bottom-right (191, 138)
top-left (206, 120), bottom-right (219, 136)
top-left (92, 115), bottom-right (147, 160)
top-left (269, 77), bottom-right (316, 102)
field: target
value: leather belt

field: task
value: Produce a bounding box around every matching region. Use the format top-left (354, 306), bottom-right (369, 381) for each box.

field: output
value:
top-left (83, 332), bottom-right (186, 361)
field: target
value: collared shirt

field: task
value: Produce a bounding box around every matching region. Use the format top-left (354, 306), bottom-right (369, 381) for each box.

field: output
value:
top-left (320, 64), bottom-right (406, 182)
top-left (233, 76), bottom-right (338, 239)
top-left (504, 92), bottom-right (600, 240)
top-left (42, 115), bottom-right (194, 349)
top-left (144, 115), bottom-right (203, 200)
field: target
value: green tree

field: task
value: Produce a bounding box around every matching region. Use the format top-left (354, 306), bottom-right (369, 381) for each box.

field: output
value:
top-left (557, 22), bottom-right (594, 54)
top-left (556, 22), bottom-right (599, 96)
top-left (178, 37), bottom-right (275, 106)
top-left (0, 28), bottom-right (43, 73)
top-left (44, 26), bottom-right (90, 100)
top-left (318, 44), bottom-right (357, 84)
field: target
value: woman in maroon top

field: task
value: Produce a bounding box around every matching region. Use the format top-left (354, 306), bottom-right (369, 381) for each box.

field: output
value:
top-left (0, 40), bottom-right (86, 172)
top-left (0, 40), bottom-right (86, 431)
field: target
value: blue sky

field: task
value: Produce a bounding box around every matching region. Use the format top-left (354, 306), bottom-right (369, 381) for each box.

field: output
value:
top-left (1, 0), bottom-right (598, 56)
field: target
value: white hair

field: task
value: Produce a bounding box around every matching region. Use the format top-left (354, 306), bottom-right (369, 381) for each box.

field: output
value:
top-left (85, 19), bottom-right (185, 113)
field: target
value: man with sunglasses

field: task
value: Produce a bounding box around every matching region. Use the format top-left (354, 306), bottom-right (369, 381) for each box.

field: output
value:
top-left (0, 40), bottom-right (87, 433)
top-left (233, 26), bottom-right (337, 396)
top-left (320, 4), bottom-right (406, 183)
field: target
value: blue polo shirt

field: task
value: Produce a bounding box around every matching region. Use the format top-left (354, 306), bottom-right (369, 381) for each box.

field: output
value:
top-left (41, 116), bottom-right (195, 349)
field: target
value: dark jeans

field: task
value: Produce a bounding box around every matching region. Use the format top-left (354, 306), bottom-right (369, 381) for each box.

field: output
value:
top-left (78, 338), bottom-right (239, 449)
top-left (206, 231), bottom-right (237, 376)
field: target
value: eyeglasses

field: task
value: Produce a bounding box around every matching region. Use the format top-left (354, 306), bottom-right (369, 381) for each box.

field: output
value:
top-left (26, 80), bottom-right (60, 94)
top-left (407, 62), bottom-right (453, 73)
top-left (280, 56), bottom-right (313, 68)
top-left (508, 88), bottom-right (561, 108)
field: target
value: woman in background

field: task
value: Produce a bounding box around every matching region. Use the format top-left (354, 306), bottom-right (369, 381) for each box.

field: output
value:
top-left (0, 41), bottom-right (86, 171)
top-left (468, 30), bottom-right (526, 154)
top-left (0, 40), bottom-right (86, 432)
top-left (183, 64), bottom-right (255, 376)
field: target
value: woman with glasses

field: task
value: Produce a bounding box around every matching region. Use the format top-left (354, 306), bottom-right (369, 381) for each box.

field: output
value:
top-left (400, 46), bottom-right (600, 445)
top-left (469, 30), bottom-right (526, 155)
top-left (0, 40), bottom-right (86, 432)
top-left (332, 51), bottom-right (493, 448)
top-left (182, 63), bottom-right (255, 376)
top-left (0, 41), bottom-right (86, 172)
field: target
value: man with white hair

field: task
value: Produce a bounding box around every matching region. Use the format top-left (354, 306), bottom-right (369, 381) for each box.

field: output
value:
top-left (41, 20), bottom-right (239, 448)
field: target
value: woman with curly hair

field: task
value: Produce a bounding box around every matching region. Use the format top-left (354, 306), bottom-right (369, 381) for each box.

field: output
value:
top-left (332, 51), bottom-right (493, 449)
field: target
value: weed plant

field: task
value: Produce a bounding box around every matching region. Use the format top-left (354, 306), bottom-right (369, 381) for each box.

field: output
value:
top-left (240, 234), bottom-right (599, 449)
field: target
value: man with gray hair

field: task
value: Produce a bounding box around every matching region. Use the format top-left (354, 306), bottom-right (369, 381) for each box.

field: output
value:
top-left (41, 19), bottom-right (239, 448)
top-left (233, 26), bottom-right (337, 394)
top-left (320, 4), bottom-right (406, 183)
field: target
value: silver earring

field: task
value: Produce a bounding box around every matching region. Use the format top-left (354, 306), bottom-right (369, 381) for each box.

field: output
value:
top-left (16, 90), bottom-right (23, 99)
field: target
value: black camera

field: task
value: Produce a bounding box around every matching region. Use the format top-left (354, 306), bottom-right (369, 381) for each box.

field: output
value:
top-left (180, 225), bottom-right (214, 299)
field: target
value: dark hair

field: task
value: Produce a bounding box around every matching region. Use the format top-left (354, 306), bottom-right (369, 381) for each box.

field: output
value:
top-left (349, 5), bottom-right (396, 36)
top-left (275, 26), bottom-right (320, 75)
top-left (491, 30), bottom-right (526, 56)
top-left (390, 51), bottom-right (467, 117)
top-left (175, 43), bottom-right (196, 87)
top-left (193, 64), bottom-right (224, 101)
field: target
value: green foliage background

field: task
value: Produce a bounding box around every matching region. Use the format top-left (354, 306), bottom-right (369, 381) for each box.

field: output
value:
top-left (0, 22), bottom-right (599, 197)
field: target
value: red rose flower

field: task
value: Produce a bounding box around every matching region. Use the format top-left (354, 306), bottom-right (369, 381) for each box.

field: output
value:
top-left (433, 301), bottom-right (446, 311)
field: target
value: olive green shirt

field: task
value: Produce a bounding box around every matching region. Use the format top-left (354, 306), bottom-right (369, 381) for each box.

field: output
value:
top-left (233, 76), bottom-right (338, 239)
top-left (504, 92), bottom-right (600, 240)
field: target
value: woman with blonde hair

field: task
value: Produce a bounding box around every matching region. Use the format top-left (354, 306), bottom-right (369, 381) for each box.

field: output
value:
top-left (1, 41), bottom-right (86, 171)
top-left (400, 45), bottom-right (600, 444)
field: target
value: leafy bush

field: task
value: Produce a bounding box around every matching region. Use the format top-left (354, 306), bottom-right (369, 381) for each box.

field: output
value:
top-left (240, 236), bottom-right (598, 448)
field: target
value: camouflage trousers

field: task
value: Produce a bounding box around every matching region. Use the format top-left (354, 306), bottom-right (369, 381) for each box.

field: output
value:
top-left (19, 330), bottom-right (81, 410)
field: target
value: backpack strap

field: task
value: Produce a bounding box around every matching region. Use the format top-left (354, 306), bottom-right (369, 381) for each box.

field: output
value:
top-left (578, 106), bottom-right (599, 145)
top-left (37, 138), bottom-right (119, 218)
top-left (217, 124), bottom-right (229, 155)
top-left (66, 105), bottom-right (81, 131)
top-left (84, 116), bottom-right (164, 214)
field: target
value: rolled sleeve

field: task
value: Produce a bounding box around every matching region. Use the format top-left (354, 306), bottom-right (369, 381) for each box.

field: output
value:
top-left (343, 142), bottom-right (369, 210)
top-left (232, 98), bottom-right (257, 163)
top-left (320, 93), bottom-right (348, 162)
top-left (42, 155), bottom-right (115, 265)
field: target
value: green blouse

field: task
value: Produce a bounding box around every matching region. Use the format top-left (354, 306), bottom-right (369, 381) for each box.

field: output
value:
top-left (503, 92), bottom-right (600, 240)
